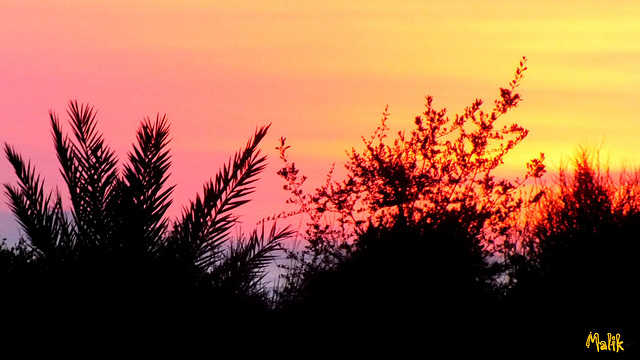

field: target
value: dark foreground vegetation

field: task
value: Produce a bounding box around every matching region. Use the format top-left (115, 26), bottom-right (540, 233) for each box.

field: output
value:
top-left (1, 58), bottom-right (638, 356)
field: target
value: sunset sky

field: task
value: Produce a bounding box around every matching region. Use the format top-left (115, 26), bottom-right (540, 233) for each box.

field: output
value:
top-left (2, 1), bottom-right (640, 240)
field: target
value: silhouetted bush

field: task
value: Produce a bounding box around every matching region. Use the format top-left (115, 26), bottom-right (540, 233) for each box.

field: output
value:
top-left (271, 60), bottom-right (638, 355)
top-left (271, 58), bottom-right (550, 351)
top-left (504, 148), bottom-right (640, 354)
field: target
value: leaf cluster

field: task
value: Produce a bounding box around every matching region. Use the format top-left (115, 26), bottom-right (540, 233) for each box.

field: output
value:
top-left (1, 102), bottom-right (289, 343)
top-left (275, 57), bottom-right (545, 251)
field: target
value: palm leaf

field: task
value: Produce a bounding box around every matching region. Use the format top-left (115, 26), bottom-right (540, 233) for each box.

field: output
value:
top-left (51, 101), bottom-right (119, 249)
top-left (119, 114), bottom-right (175, 249)
top-left (172, 124), bottom-right (270, 272)
top-left (3, 144), bottom-right (71, 259)
top-left (212, 223), bottom-right (293, 295)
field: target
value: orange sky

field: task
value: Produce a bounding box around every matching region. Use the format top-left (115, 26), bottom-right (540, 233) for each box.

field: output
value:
top-left (2, 1), bottom-right (640, 238)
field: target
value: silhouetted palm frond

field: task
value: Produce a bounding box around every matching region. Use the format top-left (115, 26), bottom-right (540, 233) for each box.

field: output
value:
top-left (3, 144), bottom-right (71, 259)
top-left (51, 101), bottom-right (119, 249)
top-left (3, 102), bottom-right (288, 342)
top-left (173, 124), bottom-right (270, 272)
top-left (212, 223), bottom-right (293, 296)
top-left (119, 115), bottom-right (174, 250)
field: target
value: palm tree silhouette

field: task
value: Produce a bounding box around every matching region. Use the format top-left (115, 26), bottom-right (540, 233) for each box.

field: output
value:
top-left (2, 101), bottom-right (291, 347)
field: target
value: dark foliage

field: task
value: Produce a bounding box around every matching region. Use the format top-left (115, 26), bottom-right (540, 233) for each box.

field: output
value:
top-left (2, 59), bottom-right (638, 356)
top-left (503, 149), bottom-right (640, 355)
top-left (270, 57), bottom-right (545, 351)
top-left (271, 58), bottom-right (637, 356)
top-left (0, 102), bottom-right (290, 350)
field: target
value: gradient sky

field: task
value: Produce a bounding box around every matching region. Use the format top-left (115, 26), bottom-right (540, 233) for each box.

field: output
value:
top-left (2, 0), bottom-right (640, 239)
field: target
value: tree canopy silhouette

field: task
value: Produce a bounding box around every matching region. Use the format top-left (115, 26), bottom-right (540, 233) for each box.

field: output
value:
top-left (267, 57), bottom-right (639, 356)
top-left (1, 101), bottom-right (291, 348)
top-left (270, 57), bottom-right (552, 349)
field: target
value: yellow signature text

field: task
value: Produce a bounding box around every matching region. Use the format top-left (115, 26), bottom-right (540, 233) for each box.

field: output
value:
top-left (585, 332), bottom-right (624, 353)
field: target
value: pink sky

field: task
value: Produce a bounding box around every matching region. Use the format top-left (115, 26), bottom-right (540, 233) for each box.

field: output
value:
top-left (2, 1), bottom-right (640, 239)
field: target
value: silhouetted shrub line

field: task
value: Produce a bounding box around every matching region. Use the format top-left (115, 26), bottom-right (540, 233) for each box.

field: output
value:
top-left (269, 57), bottom-right (638, 354)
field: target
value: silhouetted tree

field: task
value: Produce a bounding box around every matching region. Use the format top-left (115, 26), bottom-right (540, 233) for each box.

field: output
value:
top-left (271, 58), bottom-right (547, 350)
top-left (1, 101), bottom-right (290, 349)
